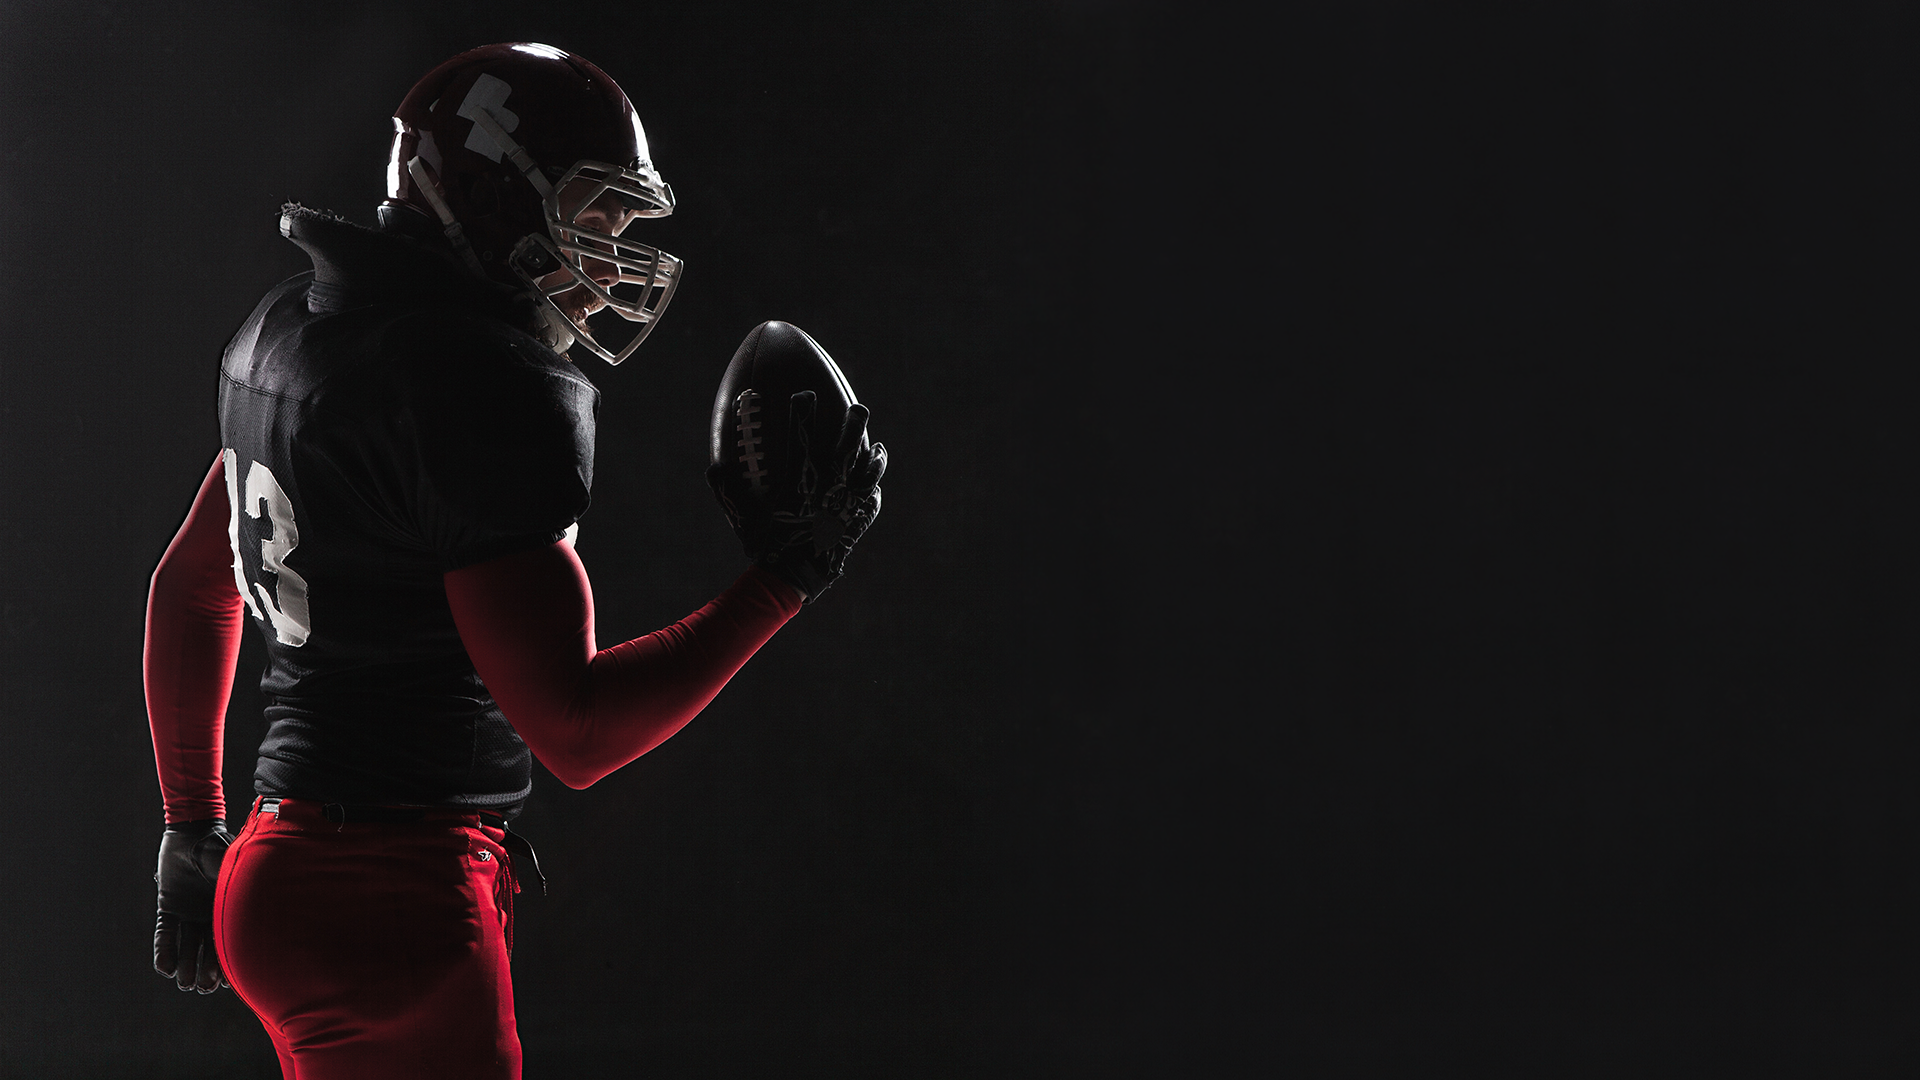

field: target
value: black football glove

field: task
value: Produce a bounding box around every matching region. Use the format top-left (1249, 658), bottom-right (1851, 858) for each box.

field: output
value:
top-left (708, 391), bottom-right (887, 603)
top-left (154, 819), bottom-right (233, 994)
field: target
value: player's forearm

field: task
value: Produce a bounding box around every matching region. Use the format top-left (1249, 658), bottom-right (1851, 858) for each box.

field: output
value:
top-left (546, 566), bottom-right (799, 787)
top-left (446, 545), bottom-right (800, 789)
top-left (146, 455), bottom-right (245, 823)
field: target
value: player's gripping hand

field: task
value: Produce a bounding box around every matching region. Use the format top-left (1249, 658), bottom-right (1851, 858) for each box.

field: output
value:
top-left (153, 819), bottom-right (233, 994)
top-left (708, 392), bottom-right (886, 603)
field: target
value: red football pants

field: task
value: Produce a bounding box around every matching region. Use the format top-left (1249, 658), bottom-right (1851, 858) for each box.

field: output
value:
top-left (214, 797), bottom-right (522, 1080)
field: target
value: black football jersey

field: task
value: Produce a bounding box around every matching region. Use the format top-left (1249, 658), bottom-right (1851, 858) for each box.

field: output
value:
top-left (218, 205), bottom-right (598, 814)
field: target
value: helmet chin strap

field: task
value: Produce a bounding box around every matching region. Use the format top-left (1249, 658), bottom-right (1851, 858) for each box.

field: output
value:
top-left (405, 156), bottom-right (486, 276)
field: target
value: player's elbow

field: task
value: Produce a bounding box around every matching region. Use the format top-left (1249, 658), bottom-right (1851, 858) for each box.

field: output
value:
top-left (147, 559), bottom-right (195, 618)
top-left (555, 766), bottom-right (602, 791)
top-left (150, 541), bottom-right (241, 618)
top-left (535, 749), bottom-right (608, 790)
top-left (518, 700), bottom-right (613, 790)
top-left (148, 554), bottom-right (181, 603)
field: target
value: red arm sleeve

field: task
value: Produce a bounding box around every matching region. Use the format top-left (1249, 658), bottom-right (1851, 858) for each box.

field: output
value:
top-left (145, 453), bottom-right (246, 824)
top-left (444, 542), bottom-right (803, 790)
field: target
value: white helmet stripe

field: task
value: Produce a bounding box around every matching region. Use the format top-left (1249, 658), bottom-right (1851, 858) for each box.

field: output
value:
top-left (456, 73), bottom-right (520, 161)
top-left (467, 107), bottom-right (554, 199)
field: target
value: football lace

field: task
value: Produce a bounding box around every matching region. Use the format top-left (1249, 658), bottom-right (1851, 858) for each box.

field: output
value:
top-left (733, 390), bottom-right (767, 494)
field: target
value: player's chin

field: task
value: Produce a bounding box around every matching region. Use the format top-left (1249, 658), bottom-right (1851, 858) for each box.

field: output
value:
top-left (555, 289), bottom-right (601, 323)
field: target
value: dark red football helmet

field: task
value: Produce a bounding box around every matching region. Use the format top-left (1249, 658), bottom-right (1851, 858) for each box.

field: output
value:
top-left (385, 42), bottom-right (680, 364)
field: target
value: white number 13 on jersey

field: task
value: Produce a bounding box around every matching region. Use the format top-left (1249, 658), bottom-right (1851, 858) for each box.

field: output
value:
top-left (223, 449), bottom-right (311, 647)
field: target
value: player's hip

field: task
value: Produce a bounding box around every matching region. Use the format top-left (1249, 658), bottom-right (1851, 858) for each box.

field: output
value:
top-left (213, 796), bottom-right (522, 1076)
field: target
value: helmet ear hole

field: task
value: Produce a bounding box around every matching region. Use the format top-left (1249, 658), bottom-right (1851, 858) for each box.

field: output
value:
top-left (463, 174), bottom-right (501, 218)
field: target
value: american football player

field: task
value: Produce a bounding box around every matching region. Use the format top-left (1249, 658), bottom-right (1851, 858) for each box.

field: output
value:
top-left (144, 43), bottom-right (883, 1079)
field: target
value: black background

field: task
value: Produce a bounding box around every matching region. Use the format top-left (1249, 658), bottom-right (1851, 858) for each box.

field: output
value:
top-left (0, 1), bottom-right (1914, 1077)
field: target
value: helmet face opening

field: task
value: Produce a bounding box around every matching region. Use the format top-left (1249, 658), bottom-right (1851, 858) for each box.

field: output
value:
top-left (507, 161), bottom-right (682, 365)
top-left (557, 157), bottom-right (675, 220)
